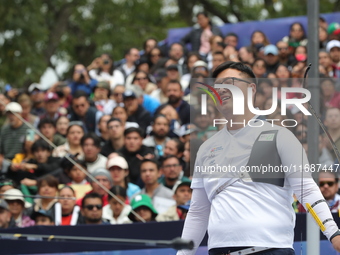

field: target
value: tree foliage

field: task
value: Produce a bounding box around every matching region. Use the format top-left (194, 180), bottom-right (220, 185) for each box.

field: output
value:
top-left (0, 0), bottom-right (339, 88)
top-left (0, 0), bottom-right (167, 88)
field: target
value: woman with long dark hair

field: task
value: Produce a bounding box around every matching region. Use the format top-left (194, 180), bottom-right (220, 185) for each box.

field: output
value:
top-left (282, 22), bottom-right (308, 53)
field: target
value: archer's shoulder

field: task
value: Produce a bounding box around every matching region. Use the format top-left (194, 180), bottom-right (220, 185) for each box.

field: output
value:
top-left (197, 128), bottom-right (226, 153)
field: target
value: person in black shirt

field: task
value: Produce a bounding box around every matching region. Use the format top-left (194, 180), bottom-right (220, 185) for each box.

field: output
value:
top-left (118, 128), bottom-right (154, 186)
top-left (100, 118), bottom-right (125, 157)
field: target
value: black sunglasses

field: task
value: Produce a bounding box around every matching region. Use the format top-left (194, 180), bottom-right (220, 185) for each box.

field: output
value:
top-left (84, 204), bottom-right (102, 210)
top-left (319, 181), bottom-right (336, 187)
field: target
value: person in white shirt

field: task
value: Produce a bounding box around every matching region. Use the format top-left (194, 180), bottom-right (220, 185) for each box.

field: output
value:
top-left (178, 61), bottom-right (340, 255)
top-left (80, 133), bottom-right (107, 174)
top-left (102, 185), bottom-right (132, 224)
top-left (88, 53), bottom-right (125, 90)
top-left (116, 48), bottom-right (140, 81)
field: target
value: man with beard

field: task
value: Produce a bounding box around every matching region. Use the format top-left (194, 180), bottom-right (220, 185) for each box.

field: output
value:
top-left (165, 80), bottom-right (190, 125)
top-left (168, 43), bottom-right (187, 76)
top-left (123, 90), bottom-right (152, 133)
top-left (143, 115), bottom-right (170, 159)
top-left (79, 193), bottom-right (108, 225)
top-left (159, 155), bottom-right (190, 191)
top-left (276, 41), bottom-right (295, 67)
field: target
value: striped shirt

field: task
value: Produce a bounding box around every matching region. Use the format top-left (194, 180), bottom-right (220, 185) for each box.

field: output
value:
top-left (0, 124), bottom-right (28, 160)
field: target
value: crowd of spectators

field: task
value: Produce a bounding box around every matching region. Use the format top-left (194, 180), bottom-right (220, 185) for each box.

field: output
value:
top-left (1, 11), bottom-right (340, 229)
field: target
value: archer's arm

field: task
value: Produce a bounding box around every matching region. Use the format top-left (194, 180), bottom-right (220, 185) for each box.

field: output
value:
top-left (177, 188), bottom-right (211, 255)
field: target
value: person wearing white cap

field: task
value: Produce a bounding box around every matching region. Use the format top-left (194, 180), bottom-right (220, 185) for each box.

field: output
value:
top-left (0, 102), bottom-right (29, 160)
top-left (107, 155), bottom-right (140, 199)
top-left (3, 188), bottom-right (34, 227)
top-left (326, 40), bottom-right (340, 78)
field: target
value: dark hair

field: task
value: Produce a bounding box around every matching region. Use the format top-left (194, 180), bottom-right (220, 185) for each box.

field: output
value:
top-left (212, 61), bottom-right (256, 81)
top-left (31, 139), bottom-right (53, 153)
top-left (213, 51), bottom-right (225, 58)
top-left (169, 42), bottom-right (184, 51)
top-left (80, 132), bottom-right (101, 148)
top-left (212, 61), bottom-right (258, 103)
top-left (66, 121), bottom-right (85, 135)
top-left (169, 138), bottom-right (184, 154)
top-left (73, 90), bottom-right (88, 100)
top-left (225, 32), bottom-right (238, 39)
top-left (107, 117), bottom-right (122, 127)
top-left (289, 22), bottom-right (306, 40)
top-left (37, 175), bottom-right (59, 192)
top-left (140, 158), bottom-right (160, 170)
top-left (148, 46), bottom-right (163, 60)
top-left (251, 30), bottom-right (270, 46)
top-left (152, 114), bottom-right (169, 125)
top-left (125, 48), bottom-right (138, 57)
top-left (132, 70), bottom-right (151, 84)
top-left (253, 58), bottom-right (266, 66)
top-left (154, 104), bottom-right (173, 116)
top-left (97, 53), bottom-right (115, 75)
top-left (319, 170), bottom-right (339, 183)
top-left (108, 185), bottom-right (127, 200)
top-left (143, 38), bottom-right (157, 51)
top-left (82, 192), bottom-right (102, 208)
top-left (59, 185), bottom-right (76, 195)
top-left (124, 127), bottom-right (144, 138)
top-left (162, 155), bottom-right (180, 166)
top-left (196, 11), bottom-right (212, 26)
top-left (99, 114), bottom-right (111, 124)
top-left (38, 118), bottom-right (56, 129)
top-left (61, 154), bottom-right (87, 173)
top-left (56, 115), bottom-right (69, 125)
top-left (186, 52), bottom-right (202, 69)
top-left (167, 79), bottom-right (182, 91)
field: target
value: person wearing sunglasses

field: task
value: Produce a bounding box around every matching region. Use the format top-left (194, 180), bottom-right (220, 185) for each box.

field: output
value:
top-left (318, 171), bottom-right (340, 213)
top-left (298, 170), bottom-right (340, 213)
top-left (79, 192), bottom-right (109, 225)
top-left (178, 61), bottom-right (340, 255)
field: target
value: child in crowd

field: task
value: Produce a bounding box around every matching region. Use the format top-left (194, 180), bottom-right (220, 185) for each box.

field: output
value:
top-left (31, 209), bottom-right (55, 226)
top-left (128, 194), bottom-right (158, 223)
top-left (102, 186), bottom-right (131, 224)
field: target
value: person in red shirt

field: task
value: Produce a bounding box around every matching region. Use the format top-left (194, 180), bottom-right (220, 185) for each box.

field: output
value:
top-left (76, 168), bottom-right (113, 207)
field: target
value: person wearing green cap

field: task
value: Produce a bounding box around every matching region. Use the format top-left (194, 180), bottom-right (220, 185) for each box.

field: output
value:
top-left (328, 22), bottom-right (340, 41)
top-left (128, 194), bottom-right (158, 222)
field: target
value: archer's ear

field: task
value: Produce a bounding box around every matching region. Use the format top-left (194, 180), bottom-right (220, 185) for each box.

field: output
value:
top-left (250, 83), bottom-right (257, 96)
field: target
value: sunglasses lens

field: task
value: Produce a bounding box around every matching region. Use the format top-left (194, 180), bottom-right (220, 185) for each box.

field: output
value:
top-left (319, 182), bottom-right (335, 187)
